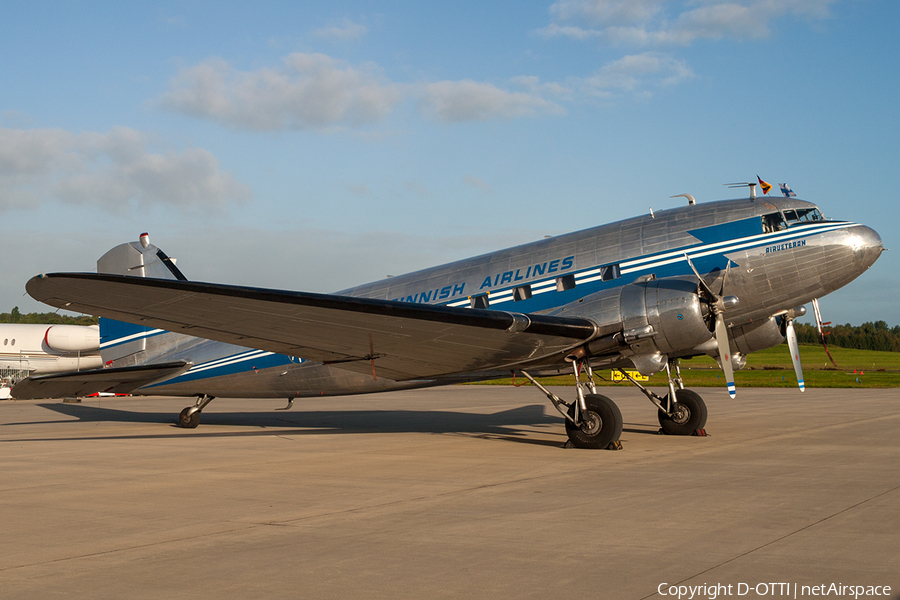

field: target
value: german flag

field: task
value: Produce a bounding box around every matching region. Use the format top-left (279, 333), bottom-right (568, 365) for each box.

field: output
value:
top-left (757, 175), bottom-right (772, 195)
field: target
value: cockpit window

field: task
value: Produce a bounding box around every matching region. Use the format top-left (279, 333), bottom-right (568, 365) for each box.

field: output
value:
top-left (794, 208), bottom-right (823, 223)
top-left (762, 208), bottom-right (824, 232)
top-left (762, 213), bottom-right (786, 233)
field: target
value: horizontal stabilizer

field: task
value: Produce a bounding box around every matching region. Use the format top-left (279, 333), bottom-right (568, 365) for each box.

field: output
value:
top-left (11, 361), bottom-right (191, 400)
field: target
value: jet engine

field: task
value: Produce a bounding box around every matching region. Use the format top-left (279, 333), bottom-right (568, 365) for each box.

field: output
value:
top-left (43, 325), bottom-right (100, 353)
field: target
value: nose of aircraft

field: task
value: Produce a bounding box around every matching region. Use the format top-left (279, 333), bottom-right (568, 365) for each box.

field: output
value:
top-left (846, 224), bottom-right (883, 268)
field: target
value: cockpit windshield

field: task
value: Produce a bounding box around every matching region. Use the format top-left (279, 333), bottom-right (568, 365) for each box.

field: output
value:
top-left (762, 208), bottom-right (824, 232)
top-left (784, 208), bottom-right (824, 224)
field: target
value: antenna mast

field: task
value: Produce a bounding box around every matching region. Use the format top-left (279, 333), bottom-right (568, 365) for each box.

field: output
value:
top-left (724, 182), bottom-right (758, 199)
top-left (670, 193), bottom-right (696, 206)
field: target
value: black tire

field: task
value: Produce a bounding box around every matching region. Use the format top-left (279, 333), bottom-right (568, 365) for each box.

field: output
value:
top-left (565, 394), bottom-right (623, 449)
top-left (657, 389), bottom-right (707, 435)
top-left (178, 407), bottom-right (201, 429)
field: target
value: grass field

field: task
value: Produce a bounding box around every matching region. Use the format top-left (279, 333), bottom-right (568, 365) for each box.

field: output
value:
top-left (474, 344), bottom-right (900, 388)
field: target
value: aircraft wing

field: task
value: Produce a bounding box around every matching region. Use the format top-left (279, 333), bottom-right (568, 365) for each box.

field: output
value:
top-left (26, 273), bottom-right (601, 381)
top-left (11, 361), bottom-right (191, 400)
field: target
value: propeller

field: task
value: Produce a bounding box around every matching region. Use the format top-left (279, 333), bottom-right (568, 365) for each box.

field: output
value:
top-left (782, 312), bottom-right (805, 392)
top-left (776, 305), bottom-right (810, 391)
top-left (684, 253), bottom-right (739, 398)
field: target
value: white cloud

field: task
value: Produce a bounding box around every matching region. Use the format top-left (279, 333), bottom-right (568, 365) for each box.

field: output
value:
top-left (156, 48), bottom-right (694, 130)
top-left (0, 127), bottom-right (251, 212)
top-left (347, 183), bottom-right (371, 196)
top-left (463, 175), bottom-right (492, 194)
top-left (578, 52), bottom-right (695, 97)
top-left (157, 53), bottom-right (403, 131)
top-left (421, 80), bottom-right (565, 122)
top-left (509, 75), bottom-right (572, 98)
top-left (540, 0), bottom-right (839, 46)
top-left (313, 19), bottom-right (368, 41)
top-left (403, 180), bottom-right (430, 197)
top-left (549, 0), bottom-right (666, 26)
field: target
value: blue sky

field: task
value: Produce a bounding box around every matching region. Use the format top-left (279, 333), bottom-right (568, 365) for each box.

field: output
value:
top-left (1, 0), bottom-right (897, 326)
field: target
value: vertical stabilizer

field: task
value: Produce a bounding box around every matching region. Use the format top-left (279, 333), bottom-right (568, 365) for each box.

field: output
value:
top-left (97, 233), bottom-right (186, 281)
top-left (97, 234), bottom-right (186, 366)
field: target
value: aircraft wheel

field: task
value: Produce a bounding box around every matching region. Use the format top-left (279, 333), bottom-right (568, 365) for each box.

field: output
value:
top-left (658, 389), bottom-right (707, 435)
top-left (565, 394), bottom-right (623, 449)
top-left (178, 407), bottom-right (201, 429)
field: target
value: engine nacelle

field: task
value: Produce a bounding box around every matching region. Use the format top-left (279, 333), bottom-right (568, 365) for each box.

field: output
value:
top-left (44, 325), bottom-right (100, 353)
top-left (730, 317), bottom-right (785, 355)
top-left (551, 277), bottom-right (714, 373)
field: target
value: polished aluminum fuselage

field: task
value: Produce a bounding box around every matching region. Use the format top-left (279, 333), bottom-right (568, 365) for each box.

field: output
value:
top-left (131, 197), bottom-right (882, 399)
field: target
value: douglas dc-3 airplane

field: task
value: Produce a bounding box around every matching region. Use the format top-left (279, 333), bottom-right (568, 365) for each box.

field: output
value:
top-left (14, 185), bottom-right (883, 449)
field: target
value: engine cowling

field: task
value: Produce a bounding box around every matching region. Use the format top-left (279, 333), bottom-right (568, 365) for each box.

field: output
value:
top-left (729, 317), bottom-right (785, 355)
top-left (43, 325), bottom-right (100, 353)
top-left (550, 277), bottom-right (714, 373)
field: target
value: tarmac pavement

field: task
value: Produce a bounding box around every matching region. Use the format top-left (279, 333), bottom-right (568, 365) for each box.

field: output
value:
top-left (1, 386), bottom-right (898, 599)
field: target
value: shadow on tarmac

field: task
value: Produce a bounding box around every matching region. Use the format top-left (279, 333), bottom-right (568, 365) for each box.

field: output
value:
top-left (2, 401), bottom-right (661, 446)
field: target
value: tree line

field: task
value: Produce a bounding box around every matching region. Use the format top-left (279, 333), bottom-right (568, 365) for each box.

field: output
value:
top-left (0, 307), bottom-right (98, 326)
top-left (794, 321), bottom-right (900, 352)
top-left (2, 308), bottom-right (898, 352)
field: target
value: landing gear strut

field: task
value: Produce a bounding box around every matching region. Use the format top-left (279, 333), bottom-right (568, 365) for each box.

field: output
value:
top-left (617, 359), bottom-right (708, 435)
top-left (521, 358), bottom-right (623, 450)
top-left (178, 394), bottom-right (215, 428)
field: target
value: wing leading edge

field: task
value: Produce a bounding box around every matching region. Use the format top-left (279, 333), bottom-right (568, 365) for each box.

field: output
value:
top-left (27, 273), bottom-right (600, 381)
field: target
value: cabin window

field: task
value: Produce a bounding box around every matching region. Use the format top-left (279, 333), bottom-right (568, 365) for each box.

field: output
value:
top-left (470, 294), bottom-right (490, 309)
top-left (10, 339), bottom-right (14, 346)
top-left (556, 274), bottom-right (576, 292)
top-left (601, 264), bottom-right (621, 281)
top-left (513, 285), bottom-right (532, 302)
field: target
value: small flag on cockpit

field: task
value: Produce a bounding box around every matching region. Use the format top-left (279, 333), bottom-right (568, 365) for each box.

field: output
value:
top-left (779, 183), bottom-right (796, 197)
top-left (757, 175), bottom-right (772, 195)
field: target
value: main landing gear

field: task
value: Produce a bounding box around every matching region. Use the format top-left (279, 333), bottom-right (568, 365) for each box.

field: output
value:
top-left (178, 394), bottom-right (215, 428)
top-left (520, 359), bottom-right (623, 450)
top-left (521, 357), bottom-right (708, 449)
top-left (618, 359), bottom-right (708, 436)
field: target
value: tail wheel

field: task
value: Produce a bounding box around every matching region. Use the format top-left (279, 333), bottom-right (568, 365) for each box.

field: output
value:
top-left (658, 389), bottom-right (707, 435)
top-left (178, 407), bottom-right (201, 429)
top-left (565, 394), bottom-right (623, 449)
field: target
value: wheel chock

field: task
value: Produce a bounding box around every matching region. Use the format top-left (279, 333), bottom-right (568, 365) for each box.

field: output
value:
top-left (656, 428), bottom-right (709, 437)
top-left (606, 440), bottom-right (623, 450)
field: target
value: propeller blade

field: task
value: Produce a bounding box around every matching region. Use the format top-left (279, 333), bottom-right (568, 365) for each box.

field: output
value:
top-left (784, 318), bottom-right (805, 392)
top-left (721, 259), bottom-right (732, 296)
top-left (714, 312), bottom-right (736, 398)
top-left (683, 252), bottom-right (716, 298)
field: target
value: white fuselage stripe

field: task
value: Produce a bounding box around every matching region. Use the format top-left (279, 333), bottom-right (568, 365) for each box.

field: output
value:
top-left (185, 350), bottom-right (274, 375)
top-left (99, 328), bottom-right (165, 348)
